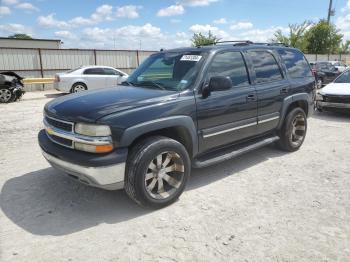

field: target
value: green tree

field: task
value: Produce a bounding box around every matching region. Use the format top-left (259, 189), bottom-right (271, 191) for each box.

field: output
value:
top-left (191, 31), bottom-right (220, 47)
top-left (305, 19), bottom-right (343, 54)
top-left (8, 34), bottom-right (32, 39)
top-left (339, 40), bottom-right (350, 54)
top-left (272, 21), bottom-right (311, 52)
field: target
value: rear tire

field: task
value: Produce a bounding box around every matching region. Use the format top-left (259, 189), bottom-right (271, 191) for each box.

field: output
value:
top-left (277, 107), bottom-right (307, 152)
top-left (124, 136), bottom-right (191, 208)
top-left (71, 83), bottom-right (87, 93)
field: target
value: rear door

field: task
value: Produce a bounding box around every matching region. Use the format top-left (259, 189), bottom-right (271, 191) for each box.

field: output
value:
top-left (246, 50), bottom-right (290, 134)
top-left (196, 50), bottom-right (258, 152)
top-left (83, 67), bottom-right (107, 89)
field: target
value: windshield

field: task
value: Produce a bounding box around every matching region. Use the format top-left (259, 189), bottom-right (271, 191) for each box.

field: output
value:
top-left (334, 70), bottom-right (350, 83)
top-left (125, 51), bottom-right (206, 91)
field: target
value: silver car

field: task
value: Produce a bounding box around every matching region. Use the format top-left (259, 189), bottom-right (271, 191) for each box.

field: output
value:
top-left (54, 66), bottom-right (128, 93)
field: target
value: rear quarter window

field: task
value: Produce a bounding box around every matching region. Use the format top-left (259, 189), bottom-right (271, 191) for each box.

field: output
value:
top-left (278, 49), bottom-right (312, 78)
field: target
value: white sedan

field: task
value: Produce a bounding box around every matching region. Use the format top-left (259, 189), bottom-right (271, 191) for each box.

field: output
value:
top-left (316, 69), bottom-right (350, 112)
top-left (54, 66), bottom-right (129, 93)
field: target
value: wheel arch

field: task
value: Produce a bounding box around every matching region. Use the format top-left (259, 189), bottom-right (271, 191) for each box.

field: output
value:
top-left (119, 116), bottom-right (198, 157)
top-left (71, 81), bottom-right (87, 91)
top-left (277, 93), bottom-right (311, 130)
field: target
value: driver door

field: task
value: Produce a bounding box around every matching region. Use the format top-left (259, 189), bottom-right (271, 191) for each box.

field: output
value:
top-left (196, 51), bottom-right (258, 153)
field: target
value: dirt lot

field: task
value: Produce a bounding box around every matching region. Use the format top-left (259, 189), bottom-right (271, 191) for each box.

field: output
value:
top-left (0, 92), bottom-right (350, 262)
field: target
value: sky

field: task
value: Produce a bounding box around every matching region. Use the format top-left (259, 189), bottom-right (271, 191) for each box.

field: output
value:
top-left (1, 0), bottom-right (350, 50)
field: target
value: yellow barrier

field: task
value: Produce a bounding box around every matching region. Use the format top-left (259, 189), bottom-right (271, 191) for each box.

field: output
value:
top-left (23, 78), bottom-right (55, 85)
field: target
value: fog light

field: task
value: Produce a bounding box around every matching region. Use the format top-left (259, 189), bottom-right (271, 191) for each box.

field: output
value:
top-left (74, 142), bottom-right (113, 153)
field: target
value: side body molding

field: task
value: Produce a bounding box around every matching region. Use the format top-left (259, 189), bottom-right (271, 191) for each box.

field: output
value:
top-left (277, 92), bottom-right (313, 129)
top-left (119, 116), bottom-right (198, 156)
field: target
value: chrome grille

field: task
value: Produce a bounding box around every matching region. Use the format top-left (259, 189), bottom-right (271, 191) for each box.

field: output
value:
top-left (323, 95), bottom-right (350, 104)
top-left (44, 115), bottom-right (74, 148)
top-left (50, 134), bottom-right (73, 147)
top-left (45, 116), bottom-right (73, 132)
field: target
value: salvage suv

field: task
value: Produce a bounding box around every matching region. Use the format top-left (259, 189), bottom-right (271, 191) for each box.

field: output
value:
top-left (38, 42), bottom-right (315, 208)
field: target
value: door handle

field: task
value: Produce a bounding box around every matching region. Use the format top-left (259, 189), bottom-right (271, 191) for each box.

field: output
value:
top-left (246, 94), bottom-right (257, 101)
top-left (280, 87), bottom-right (288, 94)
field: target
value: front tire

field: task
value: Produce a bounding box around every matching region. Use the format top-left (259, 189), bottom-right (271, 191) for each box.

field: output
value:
top-left (124, 136), bottom-right (191, 208)
top-left (277, 108), bottom-right (307, 152)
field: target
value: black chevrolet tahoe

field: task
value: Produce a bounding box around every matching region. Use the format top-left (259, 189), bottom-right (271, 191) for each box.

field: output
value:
top-left (38, 42), bottom-right (315, 208)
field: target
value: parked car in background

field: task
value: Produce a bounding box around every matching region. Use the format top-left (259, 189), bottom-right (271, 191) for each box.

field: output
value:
top-left (316, 69), bottom-right (350, 112)
top-left (54, 66), bottom-right (129, 93)
top-left (329, 60), bottom-right (348, 72)
top-left (0, 71), bottom-right (25, 103)
top-left (310, 61), bottom-right (341, 88)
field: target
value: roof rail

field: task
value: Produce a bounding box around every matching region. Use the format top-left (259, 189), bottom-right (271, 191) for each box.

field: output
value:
top-left (253, 42), bottom-right (290, 47)
top-left (196, 41), bottom-right (290, 48)
top-left (198, 40), bottom-right (253, 47)
top-left (216, 40), bottom-right (253, 45)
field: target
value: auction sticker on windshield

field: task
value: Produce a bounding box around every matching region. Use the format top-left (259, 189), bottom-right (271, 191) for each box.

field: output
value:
top-left (180, 55), bottom-right (202, 62)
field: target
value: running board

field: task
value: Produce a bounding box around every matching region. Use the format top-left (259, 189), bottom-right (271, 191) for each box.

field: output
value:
top-left (193, 136), bottom-right (280, 168)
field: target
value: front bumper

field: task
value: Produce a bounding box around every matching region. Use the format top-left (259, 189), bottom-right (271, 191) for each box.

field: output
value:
top-left (38, 129), bottom-right (127, 190)
top-left (53, 82), bottom-right (70, 93)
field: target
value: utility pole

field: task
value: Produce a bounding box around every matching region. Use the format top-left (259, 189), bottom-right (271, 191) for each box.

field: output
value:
top-left (327, 0), bottom-right (335, 24)
top-left (327, 0), bottom-right (335, 55)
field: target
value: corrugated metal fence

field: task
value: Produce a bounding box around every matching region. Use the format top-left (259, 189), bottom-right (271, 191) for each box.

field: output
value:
top-left (304, 54), bottom-right (350, 63)
top-left (0, 47), bottom-right (156, 90)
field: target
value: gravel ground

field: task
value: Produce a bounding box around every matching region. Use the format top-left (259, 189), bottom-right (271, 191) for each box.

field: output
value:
top-left (0, 92), bottom-right (350, 262)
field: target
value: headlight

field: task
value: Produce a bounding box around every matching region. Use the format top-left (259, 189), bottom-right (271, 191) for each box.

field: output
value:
top-left (75, 123), bottom-right (111, 136)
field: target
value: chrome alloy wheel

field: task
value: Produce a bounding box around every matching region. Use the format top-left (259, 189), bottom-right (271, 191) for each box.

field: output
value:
top-left (73, 84), bottom-right (86, 92)
top-left (145, 151), bottom-right (185, 200)
top-left (290, 113), bottom-right (306, 147)
top-left (0, 89), bottom-right (12, 103)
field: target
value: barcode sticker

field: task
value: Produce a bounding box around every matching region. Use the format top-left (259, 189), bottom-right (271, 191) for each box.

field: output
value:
top-left (180, 55), bottom-right (202, 62)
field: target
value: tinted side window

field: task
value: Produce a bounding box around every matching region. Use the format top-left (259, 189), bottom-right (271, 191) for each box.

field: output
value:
top-left (84, 68), bottom-right (104, 75)
top-left (278, 49), bottom-right (312, 78)
top-left (207, 51), bottom-right (249, 87)
top-left (103, 68), bottom-right (120, 75)
top-left (248, 51), bottom-right (283, 83)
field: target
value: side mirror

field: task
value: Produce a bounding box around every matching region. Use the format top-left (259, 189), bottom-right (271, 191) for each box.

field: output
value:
top-left (202, 76), bottom-right (233, 98)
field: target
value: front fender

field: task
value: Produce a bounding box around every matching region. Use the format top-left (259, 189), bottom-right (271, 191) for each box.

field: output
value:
top-left (119, 115), bottom-right (198, 156)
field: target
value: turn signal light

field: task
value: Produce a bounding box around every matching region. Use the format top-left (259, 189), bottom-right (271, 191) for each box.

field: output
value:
top-left (74, 142), bottom-right (114, 153)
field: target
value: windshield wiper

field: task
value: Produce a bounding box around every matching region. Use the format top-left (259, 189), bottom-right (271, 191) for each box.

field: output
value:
top-left (133, 81), bottom-right (166, 90)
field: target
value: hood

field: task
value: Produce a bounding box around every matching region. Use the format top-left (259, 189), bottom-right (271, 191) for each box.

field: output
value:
top-left (0, 71), bottom-right (23, 81)
top-left (321, 82), bottom-right (350, 96)
top-left (45, 86), bottom-right (178, 122)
